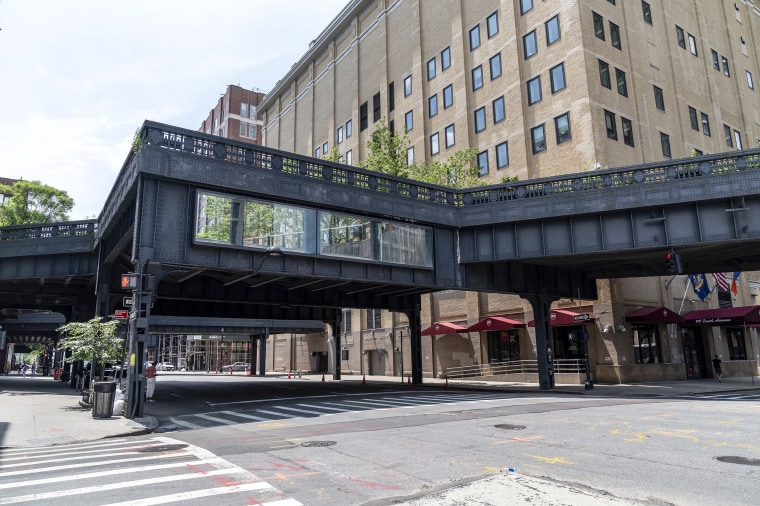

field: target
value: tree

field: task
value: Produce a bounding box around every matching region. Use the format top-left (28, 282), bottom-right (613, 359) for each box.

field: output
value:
top-left (410, 148), bottom-right (481, 189)
top-left (359, 119), bottom-right (413, 178)
top-left (57, 317), bottom-right (124, 383)
top-left (0, 180), bottom-right (74, 227)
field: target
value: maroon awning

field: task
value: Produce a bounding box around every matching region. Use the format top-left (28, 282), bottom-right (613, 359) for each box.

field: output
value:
top-left (421, 322), bottom-right (468, 336)
top-left (683, 305), bottom-right (760, 326)
top-left (625, 306), bottom-right (685, 324)
top-left (467, 316), bottom-right (526, 332)
top-left (528, 309), bottom-right (594, 327)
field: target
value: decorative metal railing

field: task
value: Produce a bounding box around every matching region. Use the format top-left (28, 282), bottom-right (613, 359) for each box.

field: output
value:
top-left (445, 359), bottom-right (586, 379)
top-left (0, 220), bottom-right (96, 241)
top-left (139, 120), bottom-right (760, 209)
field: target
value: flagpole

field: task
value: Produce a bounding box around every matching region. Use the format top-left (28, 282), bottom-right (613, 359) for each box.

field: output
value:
top-left (678, 277), bottom-right (691, 315)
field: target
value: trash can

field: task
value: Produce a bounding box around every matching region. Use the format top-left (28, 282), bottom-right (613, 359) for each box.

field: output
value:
top-left (92, 381), bottom-right (117, 418)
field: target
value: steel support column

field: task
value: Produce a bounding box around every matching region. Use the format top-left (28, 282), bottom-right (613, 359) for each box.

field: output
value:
top-left (331, 309), bottom-right (341, 380)
top-left (523, 293), bottom-right (559, 390)
top-left (258, 329), bottom-right (268, 376)
top-left (249, 335), bottom-right (257, 375)
top-left (404, 295), bottom-right (423, 384)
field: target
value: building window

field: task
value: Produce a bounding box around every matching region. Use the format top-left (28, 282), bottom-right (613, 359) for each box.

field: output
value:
top-left (346, 150), bottom-right (352, 165)
top-left (633, 326), bottom-right (662, 364)
top-left (554, 112), bottom-right (571, 144)
top-left (470, 25), bottom-right (481, 50)
top-left (546, 15), bottom-right (560, 45)
top-left (346, 119), bottom-right (352, 138)
top-left (388, 82), bottom-right (395, 112)
top-left (550, 63), bottom-right (566, 93)
top-left (430, 132), bottom-right (440, 155)
top-left (429, 95), bottom-right (438, 117)
top-left (527, 75), bottom-right (542, 105)
top-left (523, 30), bottom-right (537, 59)
top-left (404, 75), bottom-right (412, 96)
top-left (727, 328), bottom-right (747, 360)
top-left (474, 106), bottom-right (487, 132)
top-left (711, 50), bottom-right (720, 70)
top-left (239, 122), bottom-right (247, 137)
top-left (315, 147), bottom-right (321, 158)
top-left (389, 120), bottom-right (395, 135)
top-left (722, 56), bottom-right (730, 77)
top-left (472, 65), bottom-right (484, 90)
top-left (688, 34), bottom-right (698, 56)
top-left (734, 130), bottom-right (743, 150)
top-left (477, 151), bottom-right (489, 176)
top-left (373, 92), bottom-right (381, 122)
top-left (366, 309), bottom-right (382, 329)
top-left (240, 103), bottom-right (248, 117)
top-left (443, 84), bottom-right (453, 108)
top-left (676, 26), bottom-right (686, 49)
top-left (701, 112), bottom-right (711, 136)
top-left (616, 68), bottom-right (628, 97)
top-left (445, 124), bottom-right (455, 148)
top-left (653, 85), bottom-right (665, 111)
top-left (427, 57), bottom-right (436, 81)
top-left (593, 12), bottom-right (605, 40)
top-left (608, 0), bottom-right (616, 4)
top-left (660, 132), bottom-right (671, 158)
top-left (747, 70), bottom-right (754, 90)
top-left (520, 0), bottom-right (533, 15)
top-left (531, 124), bottom-right (546, 153)
top-left (404, 110), bottom-right (413, 132)
top-left (610, 22), bottom-right (621, 49)
top-left (496, 141), bottom-right (509, 168)
top-left (487, 11), bottom-right (499, 38)
top-left (490, 53), bottom-right (502, 80)
top-left (604, 110), bottom-right (617, 140)
top-left (441, 47), bottom-right (451, 70)
top-left (341, 309), bottom-right (352, 334)
top-left (688, 106), bottom-right (699, 131)
top-left (642, 1), bottom-right (652, 25)
top-left (323, 142), bottom-right (328, 154)
top-left (599, 60), bottom-right (611, 89)
top-left (492, 96), bottom-right (505, 123)
top-left (621, 117), bottom-right (634, 147)
top-left (724, 124), bottom-right (733, 147)
top-left (336, 126), bottom-right (343, 144)
top-left (406, 147), bottom-right (414, 166)
top-left (360, 102), bottom-right (368, 131)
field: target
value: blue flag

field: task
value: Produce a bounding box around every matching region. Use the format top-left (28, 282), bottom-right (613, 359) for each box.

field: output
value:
top-left (689, 274), bottom-right (710, 301)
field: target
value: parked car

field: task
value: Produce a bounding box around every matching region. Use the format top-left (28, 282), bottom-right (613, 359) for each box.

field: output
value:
top-left (220, 362), bottom-right (250, 372)
top-left (155, 362), bottom-right (175, 371)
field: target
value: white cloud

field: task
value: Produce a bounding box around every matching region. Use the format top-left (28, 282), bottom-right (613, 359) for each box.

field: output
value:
top-left (0, 0), bottom-right (347, 219)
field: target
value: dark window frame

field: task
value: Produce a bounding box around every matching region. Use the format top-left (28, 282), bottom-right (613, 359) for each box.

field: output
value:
top-left (660, 131), bottom-right (672, 158)
top-left (472, 65), bottom-right (484, 90)
top-left (554, 112), bottom-right (571, 144)
top-left (487, 11), bottom-right (499, 38)
top-left (492, 96), bottom-right (506, 124)
top-left (610, 21), bottom-right (621, 49)
top-left (593, 12), bottom-right (605, 40)
top-left (373, 92), bottom-right (381, 122)
top-left (443, 84), bottom-right (454, 109)
top-left (642, 0), bottom-right (653, 25)
top-left (490, 53), bottom-right (502, 80)
top-left (688, 106), bottom-right (699, 131)
top-left (496, 141), bottom-right (509, 168)
top-left (470, 25), bottom-right (481, 51)
top-left (604, 109), bottom-right (618, 140)
top-left (523, 30), bottom-right (538, 59)
top-left (531, 124), bottom-right (546, 154)
top-left (550, 62), bottom-right (566, 93)
top-left (474, 106), bottom-right (487, 132)
top-left (599, 60), bottom-right (611, 89)
top-left (621, 117), bottom-right (634, 147)
top-left (428, 94), bottom-right (438, 118)
top-left (527, 75), bottom-right (542, 105)
top-left (653, 85), bottom-right (665, 111)
top-left (441, 47), bottom-right (451, 70)
top-left (616, 68), bottom-right (628, 97)
top-left (546, 15), bottom-right (561, 45)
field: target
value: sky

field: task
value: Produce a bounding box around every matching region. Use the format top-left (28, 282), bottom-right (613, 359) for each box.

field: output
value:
top-left (0, 0), bottom-right (348, 220)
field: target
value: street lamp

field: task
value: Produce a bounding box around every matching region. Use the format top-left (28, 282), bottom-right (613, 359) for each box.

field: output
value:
top-left (254, 246), bottom-right (283, 274)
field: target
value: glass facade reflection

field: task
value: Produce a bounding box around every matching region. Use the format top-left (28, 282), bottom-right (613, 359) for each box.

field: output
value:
top-left (195, 191), bottom-right (433, 268)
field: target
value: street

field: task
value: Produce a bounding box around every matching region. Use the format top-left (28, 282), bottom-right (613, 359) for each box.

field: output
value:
top-left (1, 374), bottom-right (759, 505)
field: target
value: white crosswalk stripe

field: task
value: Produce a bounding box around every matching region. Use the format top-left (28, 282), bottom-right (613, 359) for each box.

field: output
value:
top-left (0, 436), bottom-right (301, 506)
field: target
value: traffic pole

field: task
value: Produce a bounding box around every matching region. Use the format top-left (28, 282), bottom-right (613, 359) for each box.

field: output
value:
top-left (362, 374), bottom-right (366, 385)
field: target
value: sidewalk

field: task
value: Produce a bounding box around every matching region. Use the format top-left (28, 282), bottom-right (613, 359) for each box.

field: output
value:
top-left (1, 371), bottom-right (757, 448)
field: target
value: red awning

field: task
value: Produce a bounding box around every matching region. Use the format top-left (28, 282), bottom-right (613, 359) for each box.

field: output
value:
top-left (421, 322), bottom-right (468, 336)
top-left (467, 316), bottom-right (526, 332)
top-left (683, 305), bottom-right (760, 326)
top-left (625, 306), bottom-right (685, 324)
top-left (528, 309), bottom-right (594, 327)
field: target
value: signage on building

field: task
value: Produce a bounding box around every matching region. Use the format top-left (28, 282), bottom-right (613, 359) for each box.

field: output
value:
top-left (123, 297), bottom-right (133, 307)
top-left (573, 313), bottom-right (591, 322)
top-left (114, 310), bottom-right (129, 319)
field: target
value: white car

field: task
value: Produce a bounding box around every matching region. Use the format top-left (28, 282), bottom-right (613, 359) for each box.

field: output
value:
top-left (155, 362), bottom-right (175, 371)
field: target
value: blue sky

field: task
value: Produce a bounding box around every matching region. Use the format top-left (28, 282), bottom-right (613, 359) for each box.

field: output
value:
top-left (0, 0), bottom-right (347, 219)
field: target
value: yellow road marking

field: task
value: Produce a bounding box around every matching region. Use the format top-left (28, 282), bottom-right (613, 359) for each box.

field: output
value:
top-left (493, 435), bottom-right (544, 445)
top-left (523, 454), bottom-right (573, 465)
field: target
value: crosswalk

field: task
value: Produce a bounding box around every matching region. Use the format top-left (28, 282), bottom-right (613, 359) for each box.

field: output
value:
top-left (678, 391), bottom-right (760, 401)
top-left (0, 436), bottom-right (301, 505)
top-left (167, 392), bottom-right (513, 431)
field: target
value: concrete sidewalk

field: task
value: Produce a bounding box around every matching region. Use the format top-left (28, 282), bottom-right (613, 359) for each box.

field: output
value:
top-left (1, 371), bottom-right (758, 448)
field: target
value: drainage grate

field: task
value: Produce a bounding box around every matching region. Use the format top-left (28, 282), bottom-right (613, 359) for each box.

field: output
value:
top-left (301, 441), bottom-right (337, 448)
top-left (494, 424), bottom-right (526, 430)
top-left (716, 456), bottom-right (760, 466)
top-left (138, 444), bottom-right (189, 453)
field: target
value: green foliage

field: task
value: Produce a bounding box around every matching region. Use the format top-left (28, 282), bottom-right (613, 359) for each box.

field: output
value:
top-left (23, 343), bottom-right (49, 364)
top-left (321, 146), bottom-right (342, 163)
top-left (359, 119), bottom-right (412, 178)
top-left (410, 148), bottom-right (482, 189)
top-left (57, 317), bottom-right (124, 376)
top-left (0, 180), bottom-right (74, 227)
top-left (196, 194), bottom-right (232, 242)
top-left (131, 128), bottom-right (142, 154)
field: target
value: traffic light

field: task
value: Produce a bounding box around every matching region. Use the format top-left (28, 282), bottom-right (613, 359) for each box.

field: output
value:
top-left (665, 250), bottom-right (683, 274)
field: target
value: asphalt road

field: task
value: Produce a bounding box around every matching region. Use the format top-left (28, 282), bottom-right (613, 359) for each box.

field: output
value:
top-left (4, 374), bottom-right (758, 505)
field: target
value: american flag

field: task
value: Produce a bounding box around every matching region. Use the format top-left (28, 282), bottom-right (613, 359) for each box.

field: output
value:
top-left (712, 273), bottom-right (729, 292)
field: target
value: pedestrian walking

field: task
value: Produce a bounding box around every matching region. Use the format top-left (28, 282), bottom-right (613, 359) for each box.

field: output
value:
top-left (22, 364), bottom-right (28, 378)
top-left (712, 357), bottom-right (722, 382)
top-left (146, 361), bottom-right (157, 401)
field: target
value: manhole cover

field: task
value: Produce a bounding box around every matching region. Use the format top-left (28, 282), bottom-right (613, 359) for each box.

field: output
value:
top-left (138, 444), bottom-right (189, 453)
top-left (716, 456), bottom-right (760, 466)
top-left (494, 424), bottom-right (526, 430)
top-left (301, 441), bottom-right (337, 447)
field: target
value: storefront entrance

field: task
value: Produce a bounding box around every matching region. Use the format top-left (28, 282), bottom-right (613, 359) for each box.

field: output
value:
top-left (681, 327), bottom-right (707, 379)
top-left (487, 331), bottom-right (520, 363)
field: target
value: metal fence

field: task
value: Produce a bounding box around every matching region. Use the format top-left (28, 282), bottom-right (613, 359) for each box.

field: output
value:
top-left (445, 359), bottom-right (586, 379)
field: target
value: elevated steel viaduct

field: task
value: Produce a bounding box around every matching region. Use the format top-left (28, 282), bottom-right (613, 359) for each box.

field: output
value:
top-left (2, 121), bottom-right (759, 416)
